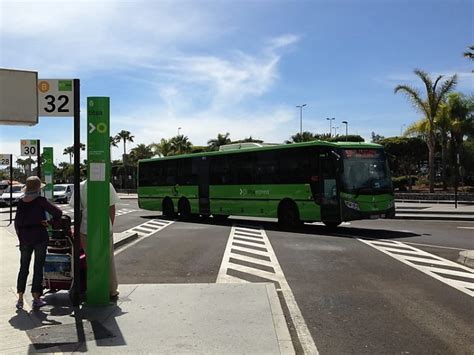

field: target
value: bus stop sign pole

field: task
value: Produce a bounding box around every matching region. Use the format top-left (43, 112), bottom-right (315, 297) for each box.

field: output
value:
top-left (70, 79), bottom-right (82, 306)
top-left (86, 97), bottom-right (110, 305)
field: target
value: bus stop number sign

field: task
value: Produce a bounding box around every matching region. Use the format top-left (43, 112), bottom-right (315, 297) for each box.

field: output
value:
top-left (38, 79), bottom-right (74, 117)
top-left (21, 139), bottom-right (38, 156)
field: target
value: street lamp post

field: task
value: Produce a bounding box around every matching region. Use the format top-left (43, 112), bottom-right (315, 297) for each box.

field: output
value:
top-left (326, 117), bottom-right (335, 137)
top-left (400, 124), bottom-right (406, 136)
top-left (296, 104), bottom-right (307, 135)
top-left (178, 127), bottom-right (182, 136)
top-left (333, 126), bottom-right (339, 136)
top-left (342, 120), bottom-right (348, 141)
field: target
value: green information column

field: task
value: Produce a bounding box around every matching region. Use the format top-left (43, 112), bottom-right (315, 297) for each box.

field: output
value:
top-left (42, 147), bottom-right (53, 201)
top-left (86, 97), bottom-right (110, 305)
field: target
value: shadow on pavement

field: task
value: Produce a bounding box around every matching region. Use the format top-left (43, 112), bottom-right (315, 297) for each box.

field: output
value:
top-left (8, 291), bottom-right (127, 353)
top-left (138, 214), bottom-right (421, 240)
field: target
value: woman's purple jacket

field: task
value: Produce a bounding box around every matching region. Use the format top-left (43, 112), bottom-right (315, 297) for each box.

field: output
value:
top-left (14, 196), bottom-right (62, 246)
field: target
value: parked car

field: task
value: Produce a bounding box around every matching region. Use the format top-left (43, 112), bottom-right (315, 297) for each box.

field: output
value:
top-left (0, 181), bottom-right (9, 195)
top-left (0, 184), bottom-right (25, 206)
top-left (53, 184), bottom-right (74, 204)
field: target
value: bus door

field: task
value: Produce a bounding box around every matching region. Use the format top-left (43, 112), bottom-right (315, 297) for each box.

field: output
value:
top-left (196, 156), bottom-right (210, 215)
top-left (319, 151), bottom-right (341, 222)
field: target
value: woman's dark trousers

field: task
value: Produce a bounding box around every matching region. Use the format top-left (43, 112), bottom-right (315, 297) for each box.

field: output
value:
top-left (17, 241), bottom-right (48, 294)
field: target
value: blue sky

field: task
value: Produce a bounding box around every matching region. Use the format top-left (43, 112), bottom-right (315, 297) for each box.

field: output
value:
top-left (1, 0), bottom-right (473, 163)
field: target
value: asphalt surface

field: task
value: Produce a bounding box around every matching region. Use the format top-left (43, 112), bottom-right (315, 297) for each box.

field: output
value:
top-left (3, 199), bottom-right (473, 354)
top-left (107, 200), bottom-right (474, 354)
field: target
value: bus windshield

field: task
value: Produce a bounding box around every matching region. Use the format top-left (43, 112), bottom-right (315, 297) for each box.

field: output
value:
top-left (341, 149), bottom-right (392, 195)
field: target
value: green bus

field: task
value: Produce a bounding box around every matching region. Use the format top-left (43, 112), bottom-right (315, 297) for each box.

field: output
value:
top-left (138, 140), bottom-right (395, 227)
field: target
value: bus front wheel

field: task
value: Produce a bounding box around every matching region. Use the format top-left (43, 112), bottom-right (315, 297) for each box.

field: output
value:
top-left (162, 198), bottom-right (175, 218)
top-left (278, 201), bottom-right (300, 227)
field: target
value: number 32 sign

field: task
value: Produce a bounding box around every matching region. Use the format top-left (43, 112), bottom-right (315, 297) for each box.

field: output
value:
top-left (38, 79), bottom-right (74, 116)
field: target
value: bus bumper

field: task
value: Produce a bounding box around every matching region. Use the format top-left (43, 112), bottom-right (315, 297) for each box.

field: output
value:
top-left (342, 205), bottom-right (396, 221)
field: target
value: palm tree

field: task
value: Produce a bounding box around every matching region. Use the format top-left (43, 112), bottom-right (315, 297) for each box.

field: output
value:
top-left (110, 136), bottom-right (119, 148)
top-left (395, 69), bottom-right (457, 192)
top-left (21, 158), bottom-right (36, 176)
top-left (207, 133), bottom-right (231, 151)
top-left (63, 143), bottom-right (85, 164)
top-left (464, 45), bottom-right (474, 59)
top-left (285, 131), bottom-right (316, 143)
top-left (129, 144), bottom-right (154, 166)
top-left (464, 45), bottom-right (474, 72)
top-left (170, 135), bottom-right (193, 155)
top-left (63, 146), bottom-right (74, 164)
top-left (16, 158), bottom-right (27, 174)
top-left (149, 138), bottom-right (174, 157)
top-left (115, 130), bottom-right (135, 157)
top-left (446, 93), bottom-right (474, 186)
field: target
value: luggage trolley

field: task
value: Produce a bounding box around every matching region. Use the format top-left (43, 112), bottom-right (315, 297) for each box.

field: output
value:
top-left (43, 215), bottom-right (86, 298)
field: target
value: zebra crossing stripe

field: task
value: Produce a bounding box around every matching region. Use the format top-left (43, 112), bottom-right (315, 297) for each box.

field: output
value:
top-left (60, 207), bottom-right (136, 217)
top-left (217, 224), bottom-right (318, 355)
top-left (128, 219), bottom-right (174, 237)
top-left (114, 219), bottom-right (175, 256)
top-left (359, 238), bottom-right (474, 297)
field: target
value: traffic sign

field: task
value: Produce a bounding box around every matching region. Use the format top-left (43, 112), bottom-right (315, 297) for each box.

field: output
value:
top-left (20, 139), bottom-right (38, 156)
top-left (0, 154), bottom-right (11, 166)
top-left (38, 79), bottom-right (74, 116)
top-left (43, 147), bottom-right (54, 200)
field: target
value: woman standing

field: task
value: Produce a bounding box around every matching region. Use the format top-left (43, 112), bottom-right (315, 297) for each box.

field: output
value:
top-left (14, 176), bottom-right (62, 309)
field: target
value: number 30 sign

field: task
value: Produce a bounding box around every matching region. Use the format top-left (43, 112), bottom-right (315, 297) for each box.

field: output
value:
top-left (38, 79), bottom-right (74, 117)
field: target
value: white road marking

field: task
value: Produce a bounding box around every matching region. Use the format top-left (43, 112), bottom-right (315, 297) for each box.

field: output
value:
top-left (59, 206), bottom-right (136, 217)
top-left (359, 238), bottom-right (474, 297)
top-left (457, 226), bottom-right (474, 230)
top-left (217, 225), bottom-right (318, 355)
top-left (402, 241), bottom-right (465, 251)
top-left (306, 221), bottom-right (351, 226)
top-left (114, 219), bottom-right (174, 256)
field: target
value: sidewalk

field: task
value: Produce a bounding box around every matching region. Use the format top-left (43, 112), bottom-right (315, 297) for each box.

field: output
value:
top-left (395, 202), bottom-right (474, 221)
top-left (0, 224), bottom-right (294, 354)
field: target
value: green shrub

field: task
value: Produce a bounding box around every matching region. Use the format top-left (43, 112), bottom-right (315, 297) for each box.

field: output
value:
top-left (392, 176), bottom-right (418, 190)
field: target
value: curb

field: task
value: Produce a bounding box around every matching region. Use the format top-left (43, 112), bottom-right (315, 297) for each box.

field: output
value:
top-left (113, 231), bottom-right (139, 249)
top-left (117, 195), bottom-right (138, 199)
top-left (457, 250), bottom-right (474, 269)
top-left (394, 215), bottom-right (474, 222)
top-left (395, 210), bottom-right (474, 215)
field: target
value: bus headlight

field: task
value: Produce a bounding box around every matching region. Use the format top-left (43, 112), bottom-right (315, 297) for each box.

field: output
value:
top-left (344, 200), bottom-right (360, 211)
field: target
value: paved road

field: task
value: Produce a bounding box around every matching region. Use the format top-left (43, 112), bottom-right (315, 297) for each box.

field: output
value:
top-left (108, 201), bottom-right (474, 354)
top-left (3, 200), bottom-right (473, 353)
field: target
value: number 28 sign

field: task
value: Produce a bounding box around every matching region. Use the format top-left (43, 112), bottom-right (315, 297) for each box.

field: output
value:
top-left (38, 79), bottom-right (74, 116)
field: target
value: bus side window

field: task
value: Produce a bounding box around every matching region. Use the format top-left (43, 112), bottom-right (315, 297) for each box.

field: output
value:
top-left (178, 158), bottom-right (194, 185)
top-left (255, 151), bottom-right (278, 184)
top-left (210, 156), bottom-right (229, 185)
top-left (165, 161), bottom-right (177, 185)
top-left (155, 161), bottom-right (165, 186)
top-left (230, 153), bottom-right (255, 185)
top-left (279, 148), bottom-right (310, 184)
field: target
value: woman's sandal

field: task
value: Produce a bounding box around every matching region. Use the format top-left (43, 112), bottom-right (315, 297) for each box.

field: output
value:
top-left (16, 300), bottom-right (23, 310)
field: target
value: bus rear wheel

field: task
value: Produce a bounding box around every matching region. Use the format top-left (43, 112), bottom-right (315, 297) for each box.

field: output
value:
top-left (178, 198), bottom-right (191, 220)
top-left (323, 221), bottom-right (341, 229)
top-left (213, 214), bottom-right (229, 222)
top-left (162, 198), bottom-right (175, 218)
top-left (278, 201), bottom-right (300, 227)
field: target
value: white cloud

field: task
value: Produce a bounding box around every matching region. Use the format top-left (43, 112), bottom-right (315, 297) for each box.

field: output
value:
top-left (267, 34), bottom-right (300, 51)
top-left (1, 1), bottom-right (303, 161)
